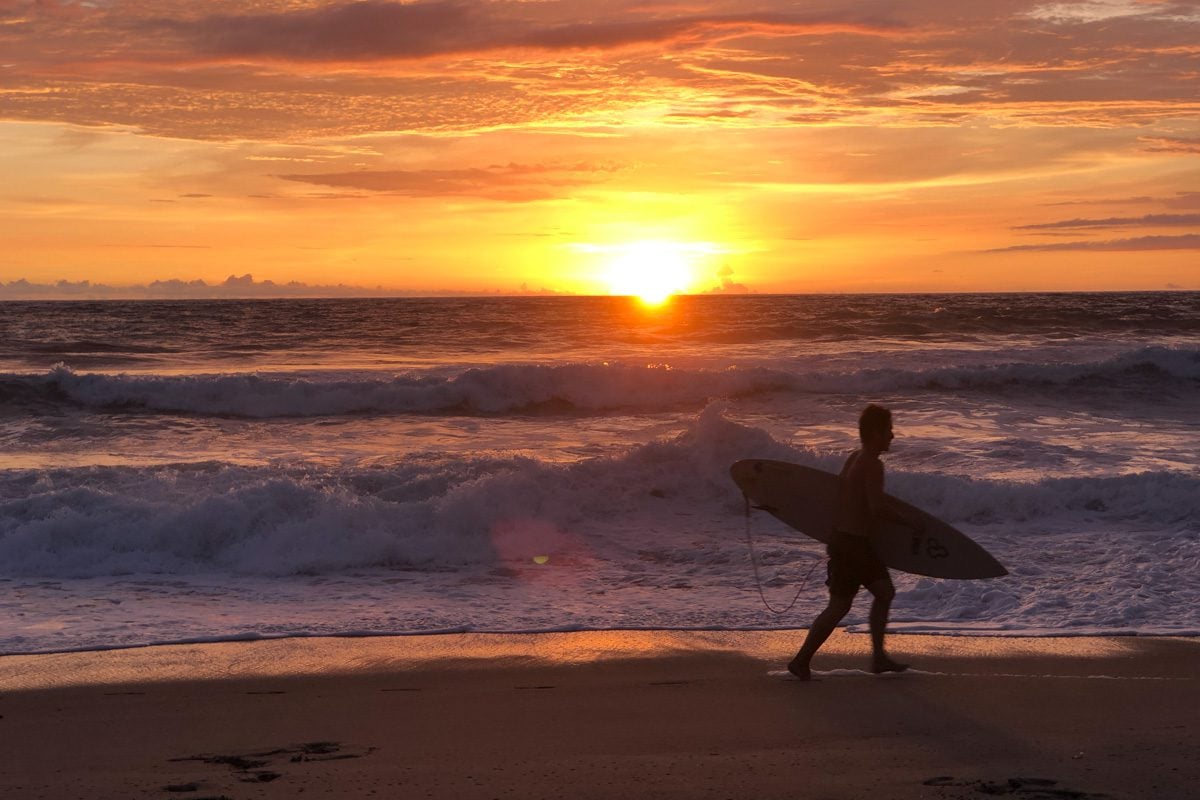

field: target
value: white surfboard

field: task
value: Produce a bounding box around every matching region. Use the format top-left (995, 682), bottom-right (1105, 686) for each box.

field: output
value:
top-left (730, 459), bottom-right (1007, 579)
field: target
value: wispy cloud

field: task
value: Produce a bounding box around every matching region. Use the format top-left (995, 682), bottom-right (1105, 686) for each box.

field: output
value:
top-left (4, 0), bottom-right (1197, 139)
top-left (278, 161), bottom-right (616, 201)
top-left (988, 234), bottom-right (1200, 252)
top-left (1015, 213), bottom-right (1200, 230)
top-left (175, 1), bottom-right (899, 62)
top-left (1043, 192), bottom-right (1200, 210)
top-left (1139, 136), bottom-right (1200, 154)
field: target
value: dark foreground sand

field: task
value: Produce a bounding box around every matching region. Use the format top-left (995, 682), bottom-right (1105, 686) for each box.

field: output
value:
top-left (1, 630), bottom-right (1196, 800)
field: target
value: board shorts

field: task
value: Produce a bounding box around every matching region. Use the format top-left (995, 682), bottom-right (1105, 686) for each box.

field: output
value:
top-left (825, 531), bottom-right (891, 596)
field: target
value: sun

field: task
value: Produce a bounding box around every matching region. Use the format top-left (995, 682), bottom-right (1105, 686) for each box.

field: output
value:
top-left (601, 241), bottom-right (698, 305)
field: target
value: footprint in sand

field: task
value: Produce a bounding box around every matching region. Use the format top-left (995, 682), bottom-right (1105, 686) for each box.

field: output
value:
top-left (165, 740), bottom-right (376, 793)
top-left (922, 775), bottom-right (1113, 798)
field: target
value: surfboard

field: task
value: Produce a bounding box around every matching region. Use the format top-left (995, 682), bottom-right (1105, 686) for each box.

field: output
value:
top-left (730, 459), bottom-right (1007, 579)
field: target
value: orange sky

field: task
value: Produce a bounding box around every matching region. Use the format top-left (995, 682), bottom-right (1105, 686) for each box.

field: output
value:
top-left (1, 0), bottom-right (1197, 297)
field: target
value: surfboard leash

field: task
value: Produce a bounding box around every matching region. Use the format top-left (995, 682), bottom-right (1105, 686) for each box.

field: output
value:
top-left (742, 494), bottom-right (822, 615)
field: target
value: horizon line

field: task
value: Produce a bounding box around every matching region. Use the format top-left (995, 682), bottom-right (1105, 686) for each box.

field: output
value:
top-left (1, 288), bottom-right (1196, 302)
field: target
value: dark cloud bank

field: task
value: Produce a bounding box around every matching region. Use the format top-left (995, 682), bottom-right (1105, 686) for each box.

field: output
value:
top-left (177, 0), bottom-right (897, 62)
top-left (0, 274), bottom-right (532, 300)
top-left (2, 273), bottom-right (747, 300)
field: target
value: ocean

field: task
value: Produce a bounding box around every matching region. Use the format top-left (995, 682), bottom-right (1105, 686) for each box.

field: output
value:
top-left (1, 293), bottom-right (1197, 654)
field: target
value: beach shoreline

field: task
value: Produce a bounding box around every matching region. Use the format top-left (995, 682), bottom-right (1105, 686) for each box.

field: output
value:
top-left (2, 630), bottom-right (1196, 799)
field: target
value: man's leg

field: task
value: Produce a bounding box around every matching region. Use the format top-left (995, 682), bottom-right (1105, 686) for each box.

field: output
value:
top-left (865, 577), bottom-right (907, 674)
top-left (788, 593), bottom-right (854, 680)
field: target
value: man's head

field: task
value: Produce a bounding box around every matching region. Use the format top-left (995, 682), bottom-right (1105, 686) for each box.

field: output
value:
top-left (859, 404), bottom-right (894, 452)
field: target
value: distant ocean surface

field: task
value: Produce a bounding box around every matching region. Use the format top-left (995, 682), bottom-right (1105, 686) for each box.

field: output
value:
top-left (2, 293), bottom-right (1198, 654)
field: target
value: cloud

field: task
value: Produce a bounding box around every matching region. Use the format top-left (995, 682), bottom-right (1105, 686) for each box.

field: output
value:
top-left (278, 161), bottom-right (615, 201)
top-left (1168, 192), bottom-right (1200, 210)
top-left (1140, 136), bottom-right (1200, 154)
top-left (4, 0), bottom-right (1197, 141)
top-left (518, 282), bottom-right (574, 296)
top-left (0, 1), bottom-right (912, 142)
top-left (703, 264), bottom-right (751, 294)
top-left (1015, 213), bottom-right (1200, 230)
top-left (987, 233), bottom-right (1200, 252)
top-left (1042, 192), bottom-right (1200, 210)
top-left (182, 1), bottom-right (482, 62)
top-left (176, 1), bottom-right (899, 62)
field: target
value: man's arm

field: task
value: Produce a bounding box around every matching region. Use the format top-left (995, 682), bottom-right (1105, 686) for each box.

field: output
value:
top-left (865, 459), bottom-right (925, 532)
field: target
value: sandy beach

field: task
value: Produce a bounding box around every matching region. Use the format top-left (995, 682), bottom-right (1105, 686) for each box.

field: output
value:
top-left (1, 630), bottom-right (1196, 800)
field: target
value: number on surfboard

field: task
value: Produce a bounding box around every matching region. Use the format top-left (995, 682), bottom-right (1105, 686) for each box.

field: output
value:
top-left (911, 535), bottom-right (950, 560)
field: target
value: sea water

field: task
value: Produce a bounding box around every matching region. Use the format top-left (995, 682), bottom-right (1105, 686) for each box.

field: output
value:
top-left (1, 293), bottom-right (1197, 654)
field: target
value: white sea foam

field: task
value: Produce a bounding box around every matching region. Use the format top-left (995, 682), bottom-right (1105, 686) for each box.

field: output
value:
top-left (2, 407), bottom-right (1197, 653)
top-left (4, 406), bottom-right (1195, 578)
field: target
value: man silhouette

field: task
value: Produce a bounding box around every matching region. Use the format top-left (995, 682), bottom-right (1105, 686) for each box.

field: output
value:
top-left (788, 404), bottom-right (914, 680)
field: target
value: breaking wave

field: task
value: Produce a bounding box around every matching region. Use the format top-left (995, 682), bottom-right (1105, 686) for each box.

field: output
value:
top-left (1, 345), bottom-right (1195, 419)
top-left (1, 407), bottom-right (1195, 578)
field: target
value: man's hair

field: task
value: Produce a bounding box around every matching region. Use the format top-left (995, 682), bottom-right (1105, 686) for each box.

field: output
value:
top-left (859, 404), bottom-right (892, 442)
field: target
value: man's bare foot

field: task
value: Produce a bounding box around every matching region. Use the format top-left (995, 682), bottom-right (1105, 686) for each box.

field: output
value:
top-left (871, 655), bottom-right (909, 675)
top-left (787, 658), bottom-right (812, 681)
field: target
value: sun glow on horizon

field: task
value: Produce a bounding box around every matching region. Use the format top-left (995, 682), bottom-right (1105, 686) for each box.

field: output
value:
top-left (584, 240), bottom-right (717, 305)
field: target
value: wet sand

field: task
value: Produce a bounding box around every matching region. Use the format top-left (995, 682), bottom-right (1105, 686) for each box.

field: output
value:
top-left (1, 630), bottom-right (1196, 799)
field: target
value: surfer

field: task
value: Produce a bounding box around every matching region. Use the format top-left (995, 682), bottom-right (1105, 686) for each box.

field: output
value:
top-left (787, 404), bottom-right (917, 680)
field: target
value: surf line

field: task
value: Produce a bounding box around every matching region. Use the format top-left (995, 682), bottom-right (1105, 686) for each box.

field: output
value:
top-left (907, 670), bottom-right (1191, 681)
top-left (769, 669), bottom-right (1190, 681)
top-left (743, 494), bottom-right (822, 615)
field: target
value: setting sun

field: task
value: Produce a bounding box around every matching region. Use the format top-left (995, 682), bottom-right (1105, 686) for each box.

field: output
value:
top-left (593, 240), bottom-right (712, 305)
top-left (605, 241), bottom-right (692, 304)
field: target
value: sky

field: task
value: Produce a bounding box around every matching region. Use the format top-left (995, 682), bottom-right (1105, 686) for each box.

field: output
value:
top-left (1, 0), bottom-right (1198, 297)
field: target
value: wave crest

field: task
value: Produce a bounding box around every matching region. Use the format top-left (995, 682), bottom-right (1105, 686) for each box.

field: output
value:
top-left (1, 407), bottom-right (1195, 578)
top-left (2, 346), bottom-right (1195, 419)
